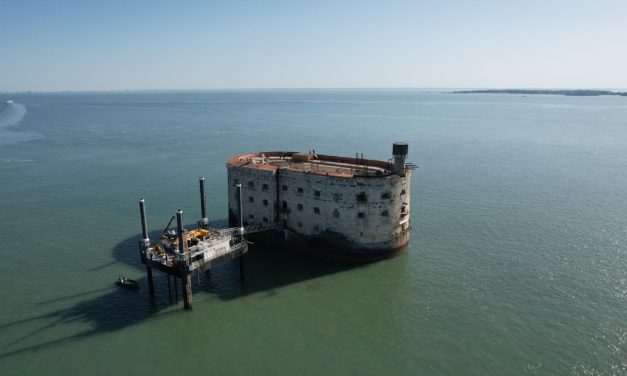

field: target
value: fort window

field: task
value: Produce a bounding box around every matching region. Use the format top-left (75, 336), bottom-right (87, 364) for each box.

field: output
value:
top-left (381, 192), bottom-right (391, 199)
top-left (314, 190), bottom-right (321, 197)
top-left (248, 214), bottom-right (254, 220)
top-left (248, 181), bottom-right (255, 189)
top-left (282, 185), bottom-right (288, 191)
top-left (263, 199), bottom-right (268, 206)
top-left (333, 209), bottom-right (340, 218)
top-left (333, 193), bottom-right (342, 202)
top-left (400, 189), bottom-right (406, 196)
top-left (282, 201), bottom-right (288, 210)
top-left (262, 183), bottom-right (269, 191)
top-left (313, 207), bottom-right (320, 214)
top-left (297, 203), bottom-right (303, 211)
top-left (249, 196), bottom-right (254, 203)
top-left (297, 187), bottom-right (304, 195)
top-left (357, 212), bottom-right (366, 219)
top-left (263, 217), bottom-right (269, 223)
top-left (381, 210), bottom-right (389, 217)
top-left (356, 192), bottom-right (368, 203)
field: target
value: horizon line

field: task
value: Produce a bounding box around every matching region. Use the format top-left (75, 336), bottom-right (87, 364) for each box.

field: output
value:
top-left (2, 86), bottom-right (627, 94)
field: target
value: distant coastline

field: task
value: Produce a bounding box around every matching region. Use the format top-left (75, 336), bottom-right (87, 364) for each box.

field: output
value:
top-left (453, 89), bottom-right (627, 97)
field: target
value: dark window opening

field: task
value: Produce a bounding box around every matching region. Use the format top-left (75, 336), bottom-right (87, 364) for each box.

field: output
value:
top-left (282, 185), bottom-right (288, 191)
top-left (356, 192), bottom-right (368, 203)
top-left (248, 214), bottom-right (254, 220)
top-left (314, 190), bottom-right (321, 197)
top-left (357, 212), bottom-right (366, 219)
top-left (297, 187), bottom-right (304, 195)
top-left (263, 199), bottom-right (268, 206)
top-left (333, 209), bottom-right (340, 218)
top-left (297, 203), bottom-right (303, 211)
top-left (262, 183), bottom-right (269, 191)
top-left (249, 197), bottom-right (254, 203)
top-left (263, 217), bottom-right (269, 223)
top-left (282, 201), bottom-right (288, 209)
top-left (401, 189), bottom-right (406, 196)
top-left (333, 193), bottom-right (342, 202)
top-left (381, 192), bottom-right (391, 199)
top-left (248, 181), bottom-right (255, 189)
top-left (313, 207), bottom-right (320, 214)
top-left (381, 210), bottom-right (389, 217)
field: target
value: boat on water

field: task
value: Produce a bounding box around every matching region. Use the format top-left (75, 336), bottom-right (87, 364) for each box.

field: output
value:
top-left (116, 276), bottom-right (138, 289)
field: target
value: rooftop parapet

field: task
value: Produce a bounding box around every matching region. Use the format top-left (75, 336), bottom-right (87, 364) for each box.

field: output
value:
top-left (227, 150), bottom-right (397, 178)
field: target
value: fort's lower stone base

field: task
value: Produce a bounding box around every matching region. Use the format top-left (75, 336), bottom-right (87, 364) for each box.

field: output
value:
top-left (246, 229), bottom-right (409, 262)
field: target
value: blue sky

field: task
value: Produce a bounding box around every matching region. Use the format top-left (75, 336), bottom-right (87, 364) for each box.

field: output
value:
top-left (1, 0), bottom-right (626, 91)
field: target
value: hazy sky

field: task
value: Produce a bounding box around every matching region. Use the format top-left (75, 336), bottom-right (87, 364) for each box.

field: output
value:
top-left (1, 0), bottom-right (626, 91)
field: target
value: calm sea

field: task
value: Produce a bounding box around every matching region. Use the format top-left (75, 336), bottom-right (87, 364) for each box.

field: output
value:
top-left (0, 90), bottom-right (626, 375)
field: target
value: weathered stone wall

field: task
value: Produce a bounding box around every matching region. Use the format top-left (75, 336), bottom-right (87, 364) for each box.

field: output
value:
top-left (227, 165), bottom-right (411, 252)
top-left (227, 166), bottom-right (278, 225)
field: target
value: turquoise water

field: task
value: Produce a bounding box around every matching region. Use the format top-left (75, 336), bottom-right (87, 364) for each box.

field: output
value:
top-left (0, 90), bottom-right (626, 374)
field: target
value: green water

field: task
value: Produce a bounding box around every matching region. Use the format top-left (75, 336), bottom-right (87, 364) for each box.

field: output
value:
top-left (0, 90), bottom-right (626, 375)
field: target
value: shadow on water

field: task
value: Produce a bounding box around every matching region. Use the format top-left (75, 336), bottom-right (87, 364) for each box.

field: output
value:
top-left (0, 219), bottom-right (366, 358)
